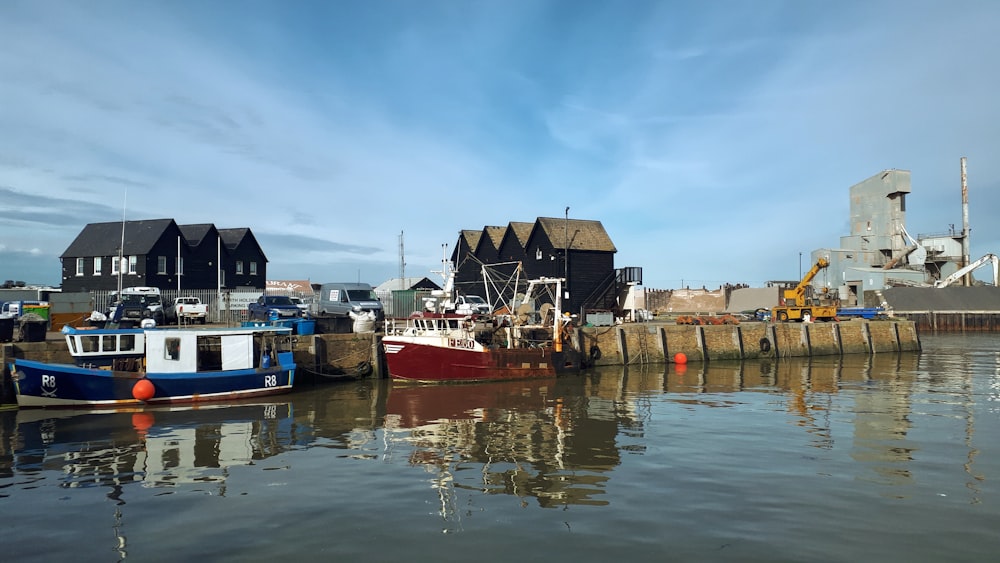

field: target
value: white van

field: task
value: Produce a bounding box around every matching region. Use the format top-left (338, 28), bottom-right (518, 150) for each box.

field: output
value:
top-left (317, 283), bottom-right (383, 320)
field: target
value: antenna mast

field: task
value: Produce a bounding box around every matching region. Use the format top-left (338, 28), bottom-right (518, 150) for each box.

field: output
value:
top-left (399, 230), bottom-right (405, 290)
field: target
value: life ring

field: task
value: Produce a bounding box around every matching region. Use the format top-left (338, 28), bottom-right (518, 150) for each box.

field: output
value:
top-left (355, 360), bottom-right (373, 377)
top-left (759, 338), bottom-right (771, 353)
top-left (589, 345), bottom-right (602, 361)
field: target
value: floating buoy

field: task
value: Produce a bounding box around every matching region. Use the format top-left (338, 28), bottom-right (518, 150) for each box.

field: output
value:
top-left (674, 352), bottom-right (688, 365)
top-left (132, 379), bottom-right (155, 401)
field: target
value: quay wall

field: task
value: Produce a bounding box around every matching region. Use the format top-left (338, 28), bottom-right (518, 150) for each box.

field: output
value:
top-left (661, 325), bottom-right (704, 363)
top-left (838, 321), bottom-right (872, 354)
top-left (587, 319), bottom-right (919, 364)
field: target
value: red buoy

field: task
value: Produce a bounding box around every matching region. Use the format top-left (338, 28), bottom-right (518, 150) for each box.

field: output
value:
top-left (132, 379), bottom-right (155, 401)
top-left (674, 352), bottom-right (688, 365)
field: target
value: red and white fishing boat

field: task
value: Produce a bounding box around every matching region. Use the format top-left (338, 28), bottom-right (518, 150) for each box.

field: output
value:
top-left (382, 267), bottom-right (583, 383)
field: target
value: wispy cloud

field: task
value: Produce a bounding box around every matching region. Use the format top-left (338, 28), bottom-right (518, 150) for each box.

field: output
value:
top-left (2, 1), bottom-right (998, 287)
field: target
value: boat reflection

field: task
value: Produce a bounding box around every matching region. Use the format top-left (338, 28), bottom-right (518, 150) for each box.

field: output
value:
top-left (384, 376), bottom-right (617, 528)
top-left (9, 400), bottom-right (293, 497)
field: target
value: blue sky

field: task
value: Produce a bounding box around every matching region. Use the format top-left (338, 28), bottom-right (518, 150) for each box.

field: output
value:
top-left (2, 0), bottom-right (999, 289)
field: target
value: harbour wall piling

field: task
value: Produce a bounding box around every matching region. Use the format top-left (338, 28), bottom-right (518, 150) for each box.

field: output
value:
top-left (584, 319), bottom-right (919, 366)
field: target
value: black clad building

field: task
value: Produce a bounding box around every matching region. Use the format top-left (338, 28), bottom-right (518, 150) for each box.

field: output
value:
top-left (60, 219), bottom-right (268, 292)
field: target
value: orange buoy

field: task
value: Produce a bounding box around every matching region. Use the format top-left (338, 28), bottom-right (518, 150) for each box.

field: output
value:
top-left (674, 352), bottom-right (688, 365)
top-left (132, 379), bottom-right (155, 401)
top-left (675, 363), bottom-right (688, 376)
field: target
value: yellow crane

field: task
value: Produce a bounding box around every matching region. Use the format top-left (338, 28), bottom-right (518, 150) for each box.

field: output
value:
top-left (772, 257), bottom-right (838, 322)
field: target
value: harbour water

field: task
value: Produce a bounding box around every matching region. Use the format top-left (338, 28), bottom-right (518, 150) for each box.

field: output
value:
top-left (1, 333), bottom-right (998, 562)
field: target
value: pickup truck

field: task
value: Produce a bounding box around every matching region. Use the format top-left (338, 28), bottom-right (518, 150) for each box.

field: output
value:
top-left (165, 296), bottom-right (209, 324)
top-left (248, 295), bottom-right (304, 321)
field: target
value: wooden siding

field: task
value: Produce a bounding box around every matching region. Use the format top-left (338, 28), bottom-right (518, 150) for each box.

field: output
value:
top-left (453, 218), bottom-right (618, 315)
top-left (61, 221), bottom-right (266, 292)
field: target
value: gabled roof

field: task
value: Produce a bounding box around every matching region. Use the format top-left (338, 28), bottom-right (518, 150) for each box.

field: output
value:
top-left (219, 228), bottom-right (268, 261)
top-left (485, 225), bottom-right (505, 248)
top-left (61, 219), bottom-right (177, 258)
top-left (474, 225), bottom-right (506, 254)
top-left (451, 229), bottom-right (483, 264)
top-left (178, 223), bottom-right (215, 246)
top-left (375, 277), bottom-right (443, 292)
top-left (533, 217), bottom-right (617, 252)
top-left (507, 221), bottom-right (533, 247)
top-left (495, 221), bottom-right (534, 257)
top-left (218, 228), bottom-right (249, 250)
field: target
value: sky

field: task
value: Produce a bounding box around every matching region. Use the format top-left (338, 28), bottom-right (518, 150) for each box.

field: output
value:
top-left (2, 0), bottom-right (999, 290)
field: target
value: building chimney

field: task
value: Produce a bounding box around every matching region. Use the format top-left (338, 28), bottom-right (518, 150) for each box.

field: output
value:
top-left (961, 157), bottom-right (970, 286)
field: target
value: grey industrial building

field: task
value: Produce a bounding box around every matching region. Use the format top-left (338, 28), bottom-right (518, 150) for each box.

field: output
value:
top-left (808, 167), bottom-right (980, 307)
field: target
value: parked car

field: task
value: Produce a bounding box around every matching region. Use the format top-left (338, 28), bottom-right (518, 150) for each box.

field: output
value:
top-left (109, 286), bottom-right (165, 325)
top-left (165, 296), bottom-right (209, 324)
top-left (248, 295), bottom-right (304, 321)
top-left (289, 296), bottom-right (310, 315)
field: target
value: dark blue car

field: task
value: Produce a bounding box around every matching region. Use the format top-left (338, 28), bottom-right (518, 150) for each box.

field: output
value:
top-left (248, 295), bottom-right (303, 321)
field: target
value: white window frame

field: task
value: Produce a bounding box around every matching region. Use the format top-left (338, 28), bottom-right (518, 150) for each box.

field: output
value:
top-left (128, 255), bottom-right (137, 274)
top-left (236, 261), bottom-right (244, 275)
top-left (157, 256), bottom-right (167, 274)
top-left (250, 261), bottom-right (258, 276)
top-left (93, 257), bottom-right (103, 276)
top-left (76, 257), bottom-right (85, 276)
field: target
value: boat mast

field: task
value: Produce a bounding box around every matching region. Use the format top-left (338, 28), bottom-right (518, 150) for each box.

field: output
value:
top-left (553, 278), bottom-right (563, 352)
top-left (117, 190), bottom-right (127, 296)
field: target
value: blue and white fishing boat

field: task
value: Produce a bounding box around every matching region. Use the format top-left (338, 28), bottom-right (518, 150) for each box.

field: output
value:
top-left (9, 325), bottom-right (296, 408)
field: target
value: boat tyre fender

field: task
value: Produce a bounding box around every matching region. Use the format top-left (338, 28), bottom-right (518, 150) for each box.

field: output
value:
top-left (355, 360), bottom-right (373, 378)
top-left (759, 338), bottom-right (771, 353)
top-left (589, 345), bottom-right (602, 362)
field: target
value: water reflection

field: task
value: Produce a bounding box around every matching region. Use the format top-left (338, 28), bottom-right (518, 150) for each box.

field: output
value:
top-left (384, 377), bottom-right (616, 525)
top-left (0, 342), bottom-right (991, 537)
top-left (4, 401), bottom-right (294, 499)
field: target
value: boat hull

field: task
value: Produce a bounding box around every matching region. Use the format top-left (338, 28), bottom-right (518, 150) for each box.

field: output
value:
top-left (10, 359), bottom-right (295, 408)
top-left (383, 338), bottom-right (581, 383)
